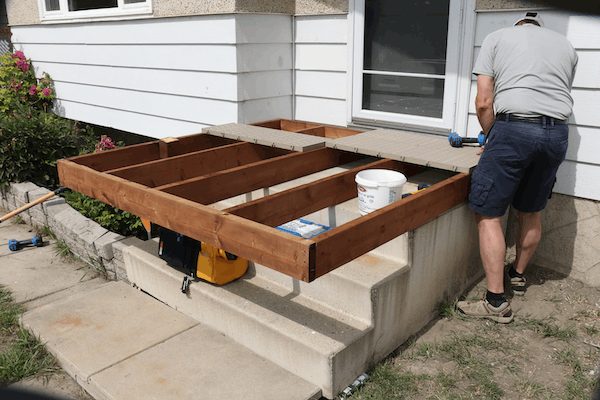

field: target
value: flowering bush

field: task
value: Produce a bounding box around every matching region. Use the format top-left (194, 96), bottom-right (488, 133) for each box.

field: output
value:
top-left (0, 50), bottom-right (55, 114)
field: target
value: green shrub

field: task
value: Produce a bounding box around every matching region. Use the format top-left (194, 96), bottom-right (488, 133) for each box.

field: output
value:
top-left (63, 190), bottom-right (145, 238)
top-left (0, 102), bottom-right (94, 188)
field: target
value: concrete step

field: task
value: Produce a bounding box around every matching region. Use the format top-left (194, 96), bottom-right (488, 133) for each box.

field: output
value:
top-left (21, 281), bottom-right (322, 400)
top-left (124, 240), bottom-right (375, 399)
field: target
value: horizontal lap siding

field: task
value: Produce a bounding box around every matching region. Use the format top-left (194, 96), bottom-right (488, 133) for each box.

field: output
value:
top-left (294, 15), bottom-right (348, 126)
top-left (467, 11), bottom-right (600, 200)
top-left (11, 14), bottom-right (293, 138)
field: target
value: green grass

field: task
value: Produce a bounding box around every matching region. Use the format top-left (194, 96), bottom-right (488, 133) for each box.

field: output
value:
top-left (10, 215), bottom-right (25, 225)
top-left (354, 360), bottom-right (420, 399)
top-left (0, 285), bottom-right (59, 386)
top-left (516, 315), bottom-right (577, 341)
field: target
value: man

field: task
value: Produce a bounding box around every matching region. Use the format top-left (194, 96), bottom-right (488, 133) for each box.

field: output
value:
top-left (457, 12), bottom-right (578, 323)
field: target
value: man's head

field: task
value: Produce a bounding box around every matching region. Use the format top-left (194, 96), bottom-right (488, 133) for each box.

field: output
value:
top-left (514, 12), bottom-right (545, 27)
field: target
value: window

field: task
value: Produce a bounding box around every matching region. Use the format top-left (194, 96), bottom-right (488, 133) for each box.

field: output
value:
top-left (39, 0), bottom-right (151, 21)
top-left (352, 0), bottom-right (464, 132)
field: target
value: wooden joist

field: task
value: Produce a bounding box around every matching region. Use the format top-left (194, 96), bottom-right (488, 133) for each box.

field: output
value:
top-left (156, 147), bottom-right (361, 205)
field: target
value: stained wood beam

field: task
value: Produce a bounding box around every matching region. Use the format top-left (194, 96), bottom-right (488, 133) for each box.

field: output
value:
top-left (68, 133), bottom-right (235, 172)
top-left (226, 159), bottom-right (423, 227)
top-left (106, 142), bottom-right (290, 188)
top-left (57, 159), bottom-right (315, 282)
top-left (311, 173), bottom-right (471, 280)
top-left (156, 147), bottom-right (362, 205)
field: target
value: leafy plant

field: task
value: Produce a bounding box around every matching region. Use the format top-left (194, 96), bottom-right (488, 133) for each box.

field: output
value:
top-left (0, 50), bottom-right (55, 115)
top-left (0, 102), bottom-right (92, 188)
top-left (63, 189), bottom-right (144, 238)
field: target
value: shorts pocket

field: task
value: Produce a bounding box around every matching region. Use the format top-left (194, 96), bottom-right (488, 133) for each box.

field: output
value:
top-left (469, 169), bottom-right (494, 207)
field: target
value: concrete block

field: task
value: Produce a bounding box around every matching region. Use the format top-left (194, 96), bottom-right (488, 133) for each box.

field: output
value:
top-left (44, 197), bottom-right (68, 218)
top-left (10, 181), bottom-right (39, 203)
top-left (112, 236), bottom-right (146, 264)
top-left (27, 187), bottom-right (51, 227)
top-left (94, 231), bottom-right (126, 261)
top-left (101, 257), bottom-right (118, 281)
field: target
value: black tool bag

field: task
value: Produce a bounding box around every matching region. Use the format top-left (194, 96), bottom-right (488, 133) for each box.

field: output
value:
top-left (158, 228), bottom-right (200, 279)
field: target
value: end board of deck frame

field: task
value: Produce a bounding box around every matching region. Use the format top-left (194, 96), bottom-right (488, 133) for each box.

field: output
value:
top-left (311, 173), bottom-right (472, 279)
top-left (226, 159), bottom-right (423, 227)
top-left (157, 147), bottom-right (362, 205)
top-left (68, 133), bottom-right (236, 172)
top-left (57, 159), bottom-right (315, 281)
top-left (159, 136), bottom-right (179, 159)
top-left (106, 142), bottom-right (291, 188)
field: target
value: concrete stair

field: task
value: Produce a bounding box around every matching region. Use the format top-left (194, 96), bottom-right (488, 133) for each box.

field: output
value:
top-left (123, 160), bottom-right (482, 399)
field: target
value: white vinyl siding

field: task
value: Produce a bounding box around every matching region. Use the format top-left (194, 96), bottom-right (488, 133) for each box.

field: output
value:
top-left (11, 14), bottom-right (293, 138)
top-left (467, 10), bottom-right (600, 201)
top-left (294, 15), bottom-right (348, 126)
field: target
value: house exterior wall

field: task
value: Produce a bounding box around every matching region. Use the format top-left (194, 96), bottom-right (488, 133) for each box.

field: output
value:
top-left (6, 0), bottom-right (346, 25)
top-left (10, 14), bottom-right (293, 137)
top-left (294, 14), bottom-right (348, 126)
top-left (5, 0), bottom-right (40, 26)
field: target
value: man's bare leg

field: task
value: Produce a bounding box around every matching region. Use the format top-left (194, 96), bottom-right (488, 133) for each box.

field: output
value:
top-left (476, 214), bottom-right (506, 294)
top-left (513, 211), bottom-right (542, 275)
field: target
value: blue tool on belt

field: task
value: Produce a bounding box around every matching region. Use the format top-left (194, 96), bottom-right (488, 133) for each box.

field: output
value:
top-left (448, 131), bottom-right (486, 148)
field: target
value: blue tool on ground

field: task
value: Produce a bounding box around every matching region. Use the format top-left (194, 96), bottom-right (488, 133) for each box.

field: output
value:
top-left (9, 233), bottom-right (43, 251)
top-left (448, 131), bottom-right (486, 148)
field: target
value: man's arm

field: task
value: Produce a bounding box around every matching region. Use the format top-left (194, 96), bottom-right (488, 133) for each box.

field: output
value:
top-left (475, 75), bottom-right (495, 134)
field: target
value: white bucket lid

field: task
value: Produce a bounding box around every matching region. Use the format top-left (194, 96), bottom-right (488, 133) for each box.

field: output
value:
top-left (355, 169), bottom-right (407, 188)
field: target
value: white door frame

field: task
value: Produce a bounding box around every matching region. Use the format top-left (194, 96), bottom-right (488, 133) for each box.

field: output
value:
top-left (347, 0), bottom-right (477, 135)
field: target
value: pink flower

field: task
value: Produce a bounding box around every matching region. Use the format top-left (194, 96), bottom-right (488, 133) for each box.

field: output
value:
top-left (16, 59), bottom-right (29, 72)
top-left (29, 85), bottom-right (37, 95)
top-left (11, 51), bottom-right (25, 60)
top-left (42, 88), bottom-right (51, 96)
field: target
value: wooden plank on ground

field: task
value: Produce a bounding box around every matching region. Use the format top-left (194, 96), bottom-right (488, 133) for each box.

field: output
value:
top-left (226, 160), bottom-right (423, 227)
top-left (311, 173), bottom-right (471, 279)
top-left (57, 159), bottom-right (315, 282)
top-left (157, 147), bottom-right (362, 205)
top-left (106, 142), bottom-right (290, 188)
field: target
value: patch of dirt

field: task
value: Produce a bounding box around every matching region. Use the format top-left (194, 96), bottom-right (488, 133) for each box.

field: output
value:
top-left (382, 264), bottom-right (600, 399)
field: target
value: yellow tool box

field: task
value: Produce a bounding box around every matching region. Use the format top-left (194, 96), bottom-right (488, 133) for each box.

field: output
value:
top-left (197, 242), bottom-right (248, 286)
top-left (158, 228), bottom-right (248, 291)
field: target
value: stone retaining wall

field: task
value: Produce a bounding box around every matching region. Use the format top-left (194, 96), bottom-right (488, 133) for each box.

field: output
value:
top-left (0, 181), bottom-right (145, 283)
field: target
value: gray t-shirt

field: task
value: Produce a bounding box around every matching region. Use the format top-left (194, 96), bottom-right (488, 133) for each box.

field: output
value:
top-left (473, 24), bottom-right (578, 119)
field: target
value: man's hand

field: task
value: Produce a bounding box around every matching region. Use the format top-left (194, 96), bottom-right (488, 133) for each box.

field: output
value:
top-left (476, 146), bottom-right (485, 155)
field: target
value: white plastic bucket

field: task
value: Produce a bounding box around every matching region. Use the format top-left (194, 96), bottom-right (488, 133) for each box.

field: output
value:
top-left (355, 169), bottom-right (407, 215)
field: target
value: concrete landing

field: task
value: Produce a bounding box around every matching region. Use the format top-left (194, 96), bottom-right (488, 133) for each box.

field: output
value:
top-left (20, 281), bottom-right (322, 400)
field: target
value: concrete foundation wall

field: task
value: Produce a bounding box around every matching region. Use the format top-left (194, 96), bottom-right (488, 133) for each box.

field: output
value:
top-left (506, 194), bottom-right (600, 286)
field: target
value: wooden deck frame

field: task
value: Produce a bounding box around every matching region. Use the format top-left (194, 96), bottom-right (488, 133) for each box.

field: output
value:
top-left (57, 132), bottom-right (471, 282)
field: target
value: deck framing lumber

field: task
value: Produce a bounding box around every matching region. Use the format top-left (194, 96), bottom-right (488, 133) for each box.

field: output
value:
top-left (57, 128), bottom-right (471, 282)
top-left (310, 173), bottom-right (471, 279)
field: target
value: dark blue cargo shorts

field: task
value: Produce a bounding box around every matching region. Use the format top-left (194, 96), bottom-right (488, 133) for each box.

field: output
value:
top-left (469, 118), bottom-right (569, 217)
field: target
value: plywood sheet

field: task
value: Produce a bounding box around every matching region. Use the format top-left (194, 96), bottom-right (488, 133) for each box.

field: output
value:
top-left (326, 129), bottom-right (481, 173)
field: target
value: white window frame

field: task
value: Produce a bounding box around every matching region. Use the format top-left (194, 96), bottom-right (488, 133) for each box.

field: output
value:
top-left (349, 0), bottom-right (471, 133)
top-left (38, 0), bottom-right (152, 22)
